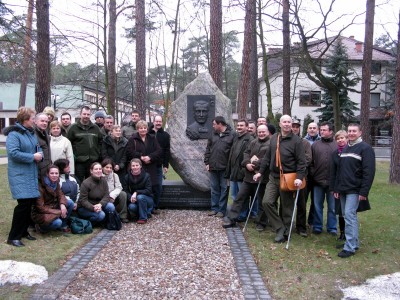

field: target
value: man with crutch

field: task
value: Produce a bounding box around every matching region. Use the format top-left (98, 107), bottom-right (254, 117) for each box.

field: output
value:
top-left (253, 115), bottom-right (306, 243)
top-left (222, 125), bottom-right (270, 229)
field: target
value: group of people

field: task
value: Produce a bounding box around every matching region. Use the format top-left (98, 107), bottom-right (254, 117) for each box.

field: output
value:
top-left (5, 106), bottom-right (375, 258)
top-left (206, 115), bottom-right (375, 258)
top-left (5, 106), bottom-right (170, 247)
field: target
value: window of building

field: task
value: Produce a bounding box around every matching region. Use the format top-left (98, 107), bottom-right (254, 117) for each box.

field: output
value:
top-left (371, 62), bottom-right (381, 75)
top-left (370, 93), bottom-right (380, 108)
top-left (299, 91), bottom-right (321, 107)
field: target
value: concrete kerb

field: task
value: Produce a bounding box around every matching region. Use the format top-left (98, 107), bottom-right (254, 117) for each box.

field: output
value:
top-left (30, 229), bottom-right (117, 300)
top-left (226, 227), bottom-right (272, 300)
top-left (30, 221), bottom-right (272, 299)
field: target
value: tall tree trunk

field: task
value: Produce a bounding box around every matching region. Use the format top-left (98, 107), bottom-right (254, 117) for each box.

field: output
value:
top-left (250, 0), bottom-right (258, 121)
top-left (210, 0), bottom-right (222, 88)
top-left (237, 0), bottom-right (256, 119)
top-left (35, 0), bottom-right (51, 113)
top-left (282, 0), bottom-right (290, 115)
top-left (135, 0), bottom-right (146, 117)
top-left (163, 0), bottom-right (181, 126)
top-left (19, 0), bottom-right (34, 107)
top-left (103, 0), bottom-right (109, 111)
top-left (389, 12), bottom-right (400, 184)
top-left (107, 0), bottom-right (116, 116)
top-left (360, 0), bottom-right (375, 143)
top-left (257, 0), bottom-right (273, 122)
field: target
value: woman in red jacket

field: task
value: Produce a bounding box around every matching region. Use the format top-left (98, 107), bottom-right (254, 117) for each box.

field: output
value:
top-left (32, 165), bottom-right (74, 233)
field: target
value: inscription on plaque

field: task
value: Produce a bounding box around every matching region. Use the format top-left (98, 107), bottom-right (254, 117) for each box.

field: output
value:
top-left (159, 180), bottom-right (210, 209)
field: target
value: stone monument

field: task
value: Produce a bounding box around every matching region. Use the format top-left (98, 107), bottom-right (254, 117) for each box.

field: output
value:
top-left (166, 72), bottom-right (233, 195)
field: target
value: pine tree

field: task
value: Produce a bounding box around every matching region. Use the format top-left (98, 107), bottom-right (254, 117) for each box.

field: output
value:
top-left (314, 38), bottom-right (359, 127)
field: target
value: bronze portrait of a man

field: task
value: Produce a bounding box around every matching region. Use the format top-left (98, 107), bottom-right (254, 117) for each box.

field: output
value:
top-left (186, 96), bottom-right (215, 140)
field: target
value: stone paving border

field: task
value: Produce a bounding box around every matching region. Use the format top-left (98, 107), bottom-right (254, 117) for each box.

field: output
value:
top-left (30, 229), bottom-right (117, 300)
top-left (30, 221), bottom-right (271, 299)
top-left (226, 227), bottom-right (272, 300)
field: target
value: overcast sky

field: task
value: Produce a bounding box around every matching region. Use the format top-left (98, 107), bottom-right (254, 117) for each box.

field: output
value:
top-left (3, 0), bottom-right (400, 68)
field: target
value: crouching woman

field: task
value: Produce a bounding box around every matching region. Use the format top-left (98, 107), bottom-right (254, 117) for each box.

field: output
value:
top-left (32, 165), bottom-right (74, 233)
top-left (123, 158), bottom-right (153, 224)
top-left (77, 162), bottom-right (115, 224)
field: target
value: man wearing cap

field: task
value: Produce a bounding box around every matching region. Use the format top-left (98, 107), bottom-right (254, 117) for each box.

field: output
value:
top-left (291, 118), bottom-right (312, 237)
top-left (94, 110), bottom-right (106, 128)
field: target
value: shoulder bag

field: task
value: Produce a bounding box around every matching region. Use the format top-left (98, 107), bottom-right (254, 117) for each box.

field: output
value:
top-left (276, 134), bottom-right (306, 192)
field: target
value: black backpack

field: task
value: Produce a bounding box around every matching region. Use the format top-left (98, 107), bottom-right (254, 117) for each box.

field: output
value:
top-left (105, 210), bottom-right (122, 231)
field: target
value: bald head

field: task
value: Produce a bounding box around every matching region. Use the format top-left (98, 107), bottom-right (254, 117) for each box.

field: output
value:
top-left (307, 122), bottom-right (319, 137)
top-left (257, 124), bottom-right (269, 140)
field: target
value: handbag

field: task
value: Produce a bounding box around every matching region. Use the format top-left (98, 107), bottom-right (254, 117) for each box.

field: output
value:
top-left (276, 134), bottom-right (306, 192)
top-left (105, 210), bottom-right (122, 231)
top-left (70, 217), bottom-right (93, 234)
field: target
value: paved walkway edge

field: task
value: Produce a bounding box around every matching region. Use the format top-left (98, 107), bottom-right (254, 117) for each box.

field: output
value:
top-left (226, 227), bottom-right (272, 300)
top-left (30, 229), bottom-right (117, 300)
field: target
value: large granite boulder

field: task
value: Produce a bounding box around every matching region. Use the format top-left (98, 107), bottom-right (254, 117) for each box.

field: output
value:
top-left (168, 72), bottom-right (233, 191)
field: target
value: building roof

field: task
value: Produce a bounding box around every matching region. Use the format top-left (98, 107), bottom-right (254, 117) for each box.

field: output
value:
top-left (304, 36), bottom-right (395, 62)
top-left (0, 83), bottom-right (84, 110)
top-left (263, 35), bottom-right (396, 78)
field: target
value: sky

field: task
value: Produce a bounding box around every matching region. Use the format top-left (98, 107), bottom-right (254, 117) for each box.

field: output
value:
top-left (2, 0), bottom-right (400, 69)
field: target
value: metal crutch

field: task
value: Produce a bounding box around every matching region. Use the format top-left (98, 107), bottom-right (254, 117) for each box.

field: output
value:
top-left (285, 187), bottom-right (301, 250)
top-left (243, 181), bottom-right (262, 233)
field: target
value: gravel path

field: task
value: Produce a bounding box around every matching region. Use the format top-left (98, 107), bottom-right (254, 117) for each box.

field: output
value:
top-left (59, 210), bottom-right (244, 299)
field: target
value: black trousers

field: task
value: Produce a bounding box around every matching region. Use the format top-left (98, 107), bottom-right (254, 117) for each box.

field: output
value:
top-left (295, 187), bottom-right (308, 232)
top-left (8, 198), bottom-right (36, 240)
top-left (75, 160), bottom-right (94, 184)
top-left (227, 181), bottom-right (266, 223)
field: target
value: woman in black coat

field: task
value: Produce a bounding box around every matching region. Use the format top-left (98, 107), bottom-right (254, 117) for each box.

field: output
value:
top-left (102, 125), bottom-right (128, 184)
top-left (123, 158), bottom-right (154, 224)
top-left (126, 120), bottom-right (162, 209)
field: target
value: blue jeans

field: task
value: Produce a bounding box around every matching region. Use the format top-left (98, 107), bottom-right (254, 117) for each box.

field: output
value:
top-left (313, 185), bottom-right (337, 233)
top-left (238, 196), bottom-right (258, 221)
top-left (341, 194), bottom-right (359, 253)
top-left (210, 170), bottom-right (229, 214)
top-left (230, 181), bottom-right (242, 201)
top-left (128, 194), bottom-right (153, 220)
top-left (153, 167), bottom-right (163, 209)
top-left (41, 199), bottom-right (74, 231)
top-left (78, 202), bottom-right (115, 224)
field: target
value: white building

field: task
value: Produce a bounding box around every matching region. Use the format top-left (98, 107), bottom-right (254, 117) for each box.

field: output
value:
top-left (259, 35), bottom-right (396, 136)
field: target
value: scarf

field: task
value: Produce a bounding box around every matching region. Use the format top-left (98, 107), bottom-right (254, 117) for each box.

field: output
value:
top-left (337, 144), bottom-right (346, 154)
top-left (44, 176), bottom-right (57, 191)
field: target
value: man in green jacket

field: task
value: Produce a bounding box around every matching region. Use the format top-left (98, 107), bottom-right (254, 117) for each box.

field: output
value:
top-left (67, 106), bottom-right (103, 183)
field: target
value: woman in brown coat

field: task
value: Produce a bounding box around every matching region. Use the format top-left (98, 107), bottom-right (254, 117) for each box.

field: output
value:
top-left (32, 165), bottom-right (74, 233)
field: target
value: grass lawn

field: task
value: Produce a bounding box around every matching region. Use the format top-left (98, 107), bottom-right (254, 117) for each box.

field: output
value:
top-left (0, 162), bottom-right (398, 299)
top-left (0, 148), bottom-right (6, 156)
top-left (0, 164), bottom-right (100, 300)
top-left (244, 161), bottom-right (400, 299)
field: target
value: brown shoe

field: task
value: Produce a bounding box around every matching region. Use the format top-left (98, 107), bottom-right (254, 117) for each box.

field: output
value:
top-left (208, 211), bottom-right (217, 216)
top-left (121, 218), bottom-right (130, 223)
top-left (137, 220), bottom-right (147, 224)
